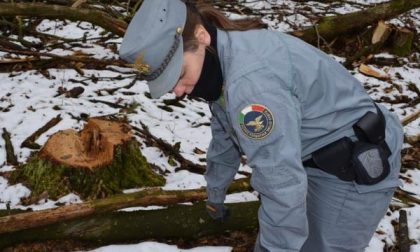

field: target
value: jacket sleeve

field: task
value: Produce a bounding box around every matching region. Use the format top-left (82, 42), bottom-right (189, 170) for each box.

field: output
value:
top-left (205, 110), bottom-right (242, 204)
top-left (228, 70), bottom-right (308, 251)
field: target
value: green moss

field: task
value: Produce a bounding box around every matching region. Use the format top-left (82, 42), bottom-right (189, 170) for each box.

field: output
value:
top-left (10, 140), bottom-right (165, 201)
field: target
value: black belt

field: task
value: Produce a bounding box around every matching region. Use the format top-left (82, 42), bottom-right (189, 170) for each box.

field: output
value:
top-left (303, 104), bottom-right (391, 182)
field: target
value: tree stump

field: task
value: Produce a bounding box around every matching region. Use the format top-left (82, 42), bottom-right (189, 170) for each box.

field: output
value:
top-left (10, 117), bottom-right (165, 201)
top-left (392, 28), bottom-right (414, 57)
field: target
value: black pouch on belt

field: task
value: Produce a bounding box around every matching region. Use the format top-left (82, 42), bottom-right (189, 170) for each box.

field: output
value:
top-left (351, 106), bottom-right (391, 185)
top-left (306, 104), bottom-right (392, 185)
top-left (352, 141), bottom-right (390, 185)
top-left (310, 137), bottom-right (355, 181)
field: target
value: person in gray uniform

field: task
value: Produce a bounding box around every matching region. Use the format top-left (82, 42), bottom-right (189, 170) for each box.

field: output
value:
top-left (119, 0), bottom-right (404, 251)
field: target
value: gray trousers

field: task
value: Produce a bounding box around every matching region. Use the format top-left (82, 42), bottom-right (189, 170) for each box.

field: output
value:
top-left (254, 174), bottom-right (395, 252)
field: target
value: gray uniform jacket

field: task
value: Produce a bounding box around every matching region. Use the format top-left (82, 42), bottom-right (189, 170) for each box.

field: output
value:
top-left (205, 29), bottom-right (404, 251)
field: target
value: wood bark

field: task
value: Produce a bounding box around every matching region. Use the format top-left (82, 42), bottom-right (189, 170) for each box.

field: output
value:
top-left (0, 178), bottom-right (251, 235)
top-left (292, 0), bottom-right (420, 45)
top-left (392, 28), bottom-right (414, 57)
top-left (0, 201), bottom-right (259, 249)
top-left (398, 210), bottom-right (410, 252)
top-left (1, 128), bottom-right (18, 165)
top-left (0, 3), bottom-right (127, 36)
top-left (0, 0), bottom-right (419, 44)
top-left (21, 115), bottom-right (62, 149)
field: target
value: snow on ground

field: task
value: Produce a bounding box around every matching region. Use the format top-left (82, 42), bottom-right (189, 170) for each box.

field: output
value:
top-left (0, 0), bottom-right (419, 251)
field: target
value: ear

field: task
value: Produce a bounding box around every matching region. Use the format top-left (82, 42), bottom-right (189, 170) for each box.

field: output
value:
top-left (194, 24), bottom-right (211, 46)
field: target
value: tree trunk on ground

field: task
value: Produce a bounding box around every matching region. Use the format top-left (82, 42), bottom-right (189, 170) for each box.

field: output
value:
top-left (0, 0), bottom-right (419, 44)
top-left (0, 178), bottom-right (251, 235)
top-left (0, 3), bottom-right (127, 36)
top-left (0, 201), bottom-right (259, 249)
top-left (292, 0), bottom-right (420, 45)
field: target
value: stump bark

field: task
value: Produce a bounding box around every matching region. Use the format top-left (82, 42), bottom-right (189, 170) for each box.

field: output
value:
top-left (10, 117), bottom-right (165, 200)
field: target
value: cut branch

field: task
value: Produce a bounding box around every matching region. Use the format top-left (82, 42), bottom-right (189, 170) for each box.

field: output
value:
top-left (0, 47), bottom-right (128, 69)
top-left (134, 122), bottom-right (207, 174)
top-left (401, 110), bottom-right (420, 126)
top-left (0, 178), bottom-right (251, 235)
top-left (2, 128), bottom-right (18, 165)
top-left (0, 3), bottom-right (127, 36)
top-left (21, 114), bottom-right (62, 149)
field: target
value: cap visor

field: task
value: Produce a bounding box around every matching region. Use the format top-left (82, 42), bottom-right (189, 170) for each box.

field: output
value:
top-left (148, 40), bottom-right (183, 98)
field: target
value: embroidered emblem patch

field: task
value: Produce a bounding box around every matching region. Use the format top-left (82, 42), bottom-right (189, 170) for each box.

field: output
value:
top-left (238, 104), bottom-right (274, 140)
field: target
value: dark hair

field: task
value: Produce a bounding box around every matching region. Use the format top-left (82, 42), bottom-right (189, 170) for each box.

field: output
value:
top-left (182, 2), bottom-right (266, 52)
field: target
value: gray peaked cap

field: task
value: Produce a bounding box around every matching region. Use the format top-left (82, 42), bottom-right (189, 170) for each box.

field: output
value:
top-left (120, 0), bottom-right (187, 98)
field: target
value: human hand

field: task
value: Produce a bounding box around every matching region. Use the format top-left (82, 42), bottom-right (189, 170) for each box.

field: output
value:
top-left (206, 201), bottom-right (229, 221)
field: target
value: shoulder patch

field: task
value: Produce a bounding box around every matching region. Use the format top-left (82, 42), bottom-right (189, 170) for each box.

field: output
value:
top-left (238, 104), bottom-right (274, 140)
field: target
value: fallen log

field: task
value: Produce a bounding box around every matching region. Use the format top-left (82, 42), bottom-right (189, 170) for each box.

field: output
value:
top-left (1, 0), bottom-right (419, 46)
top-left (0, 3), bottom-right (127, 36)
top-left (0, 200), bottom-right (259, 249)
top-left (292, 0), bottom-right (420, 45)
top-left (0, 178), bottom-right (251, 235)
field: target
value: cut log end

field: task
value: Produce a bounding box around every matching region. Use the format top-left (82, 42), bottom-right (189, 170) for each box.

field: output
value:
top-left (39, 118), bottom-right (133, 170)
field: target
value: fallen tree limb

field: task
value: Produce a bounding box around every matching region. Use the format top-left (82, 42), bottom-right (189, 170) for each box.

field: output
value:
top-left (398, 210), bottom-right (410, 252)
top-left (0, 47), bottom-right (128, 69)
top-left (2, 128), bottom-right (18, 165)
top-left (0, 177), bottom-right (251, 235)
top-left (0, 3), bottom-right (127, 36)
top-left (394, 188), bottom-right (420, 205)
top-left (0, 200), bottom-right (259, 249)
top-left (21, 114), bottom-right (62, 149)
top-left (134, 122), bottom-right (207, 174)
top-left (401, 110), bottom-right (420, 126)
top-left (292, 0), bottom-right (420, 45)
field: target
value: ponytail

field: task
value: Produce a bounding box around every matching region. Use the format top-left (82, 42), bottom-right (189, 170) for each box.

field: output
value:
top-left (182, 2), bottom-right (266, 51)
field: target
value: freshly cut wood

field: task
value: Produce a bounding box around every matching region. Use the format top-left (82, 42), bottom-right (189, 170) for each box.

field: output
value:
top-left (0, 178), bottom-right (251, 235)
top-left (358, 64), bottom-right (390, 80)
top-left (392, 28), bottom-right (414, 57)
top-left (0, 200), bottom-right (259, 249)
top-left (10, 117), bottom-right (165, 200)
top-left (40, 118), bottom-right (131, 170)
top-left (372, 21), bottom-right (392, 45)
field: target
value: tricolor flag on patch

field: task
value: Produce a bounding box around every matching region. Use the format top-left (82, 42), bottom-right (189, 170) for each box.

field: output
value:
top-left (238, 104), bottom-right (274, 140)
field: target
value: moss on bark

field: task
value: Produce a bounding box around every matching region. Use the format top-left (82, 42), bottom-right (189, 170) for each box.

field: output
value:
top-left (10, 140), bottom-right (165, 200)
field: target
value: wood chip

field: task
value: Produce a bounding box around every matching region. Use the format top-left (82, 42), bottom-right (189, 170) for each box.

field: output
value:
top-left (359, 64), bottom-right (390, 80)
